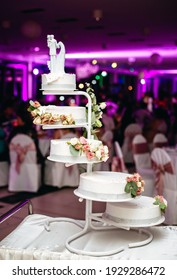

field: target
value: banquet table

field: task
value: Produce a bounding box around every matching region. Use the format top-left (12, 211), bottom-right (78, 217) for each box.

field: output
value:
top-left (0, 214), bottom-right (177, 260)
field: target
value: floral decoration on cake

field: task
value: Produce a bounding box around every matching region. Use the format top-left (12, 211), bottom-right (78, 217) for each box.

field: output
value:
top-left (67, 136), bottom-right (109, 161)
top-left (27, 100), bottom-right (75, 125)
top-left (85, 83), bottom-right (106, 136)
top-left (124, 173), bottom-right (145, 198)
top-left (153, 195), bottom-right (167, 213)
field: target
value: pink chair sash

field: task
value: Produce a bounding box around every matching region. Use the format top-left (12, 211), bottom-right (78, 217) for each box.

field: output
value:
top-left (68, 165), bottom-right (73, 175)
top-left (65, 163), bottom-right (74, 175)
top-left (133, 143), bottom-right (149, 154)
top-left (151, 159), bottom-right (174, 195)
top-left (154, 141), bottom-right (168, 148)
top-left (10, 142), bottom-right (36, 173)
top-left (111, 156), bottom-right (127, 172)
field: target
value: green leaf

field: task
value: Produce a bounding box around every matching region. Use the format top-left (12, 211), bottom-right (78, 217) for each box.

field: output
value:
top-left (125, 184), bottom-right (130, 193)
top-left (131, 181), bottom-right (138, 190)
top-left (131, 189), bottom-right (137, 196)
top-left (153, 201), bottom-right (158, 205)
top-left (93, 104), bottom-right (99, 112)
top-left (69, 145), bottom-right (80, 156)
top-left (27, 105), bottom-right (35, 112)
top-left (91, 112), bottom-right (96, 124)
top-left (95, 119), bottom-right (102, 128)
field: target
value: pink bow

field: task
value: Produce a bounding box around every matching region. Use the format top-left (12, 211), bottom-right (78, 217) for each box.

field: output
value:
top-left (151, 159), bottom-right (174, 195)
top-left (133, 143), bottom-right (149, 154)
top-left (10, 142), bottom-right (36, 173)
top-left (111, 156), bottom-right (127, 172)
top-left (154, 141), bottom-right (168, 148)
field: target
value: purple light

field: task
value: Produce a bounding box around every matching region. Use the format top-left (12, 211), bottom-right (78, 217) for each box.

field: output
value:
top-left (34, 47), bottom-right (40, 52)
top-left (7, 63), bottom-right (28, 101)
top-left (65, 49), bottom-right (177, 60)
top-left (148, 69), bottom-right (177, 75)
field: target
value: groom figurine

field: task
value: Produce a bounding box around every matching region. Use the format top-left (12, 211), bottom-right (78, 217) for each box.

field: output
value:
top-left (47, 34), bottom-right (58, 73)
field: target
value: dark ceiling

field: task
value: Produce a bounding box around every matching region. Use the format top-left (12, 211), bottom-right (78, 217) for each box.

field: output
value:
top-left (0, 0), bottom-right (177, 70)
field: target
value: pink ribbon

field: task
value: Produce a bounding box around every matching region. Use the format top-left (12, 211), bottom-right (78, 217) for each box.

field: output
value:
top-left (10, 142), bottom-right (36, 173)
top-left (133, 143), bottom-right (149, 154)
top-left (111, 156), bottom-right (127, 172)
top-left (67, 165), bottom-right (73, 175)
top-left (154, 141), bottom-right (168, 148)
top-left (151, 159), bottom-right (174, 195)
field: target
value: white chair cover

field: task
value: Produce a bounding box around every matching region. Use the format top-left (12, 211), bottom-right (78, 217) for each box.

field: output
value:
top-left (0, 127), bottom-right (9, 187)
top-left (122, 123), bottom-right (142, 164)
top-left (132, 134), bottom-right (152, 169)
top-left (132, 134), bottom-right (155, 197)
top-left (111, 141), bottom-right (128, 173)
top-left (0, 162), bottom-right (9, 187)
top-left (153, 133), bottom-right (168, 148)
top-left (151, 147), bottom-right (177, 225)
top-left (44, 132), bottom-right (80, 188)
top-left (8, 134), bottom-right (40, 193)
top-left (44, 160), bottom-right (80, 188)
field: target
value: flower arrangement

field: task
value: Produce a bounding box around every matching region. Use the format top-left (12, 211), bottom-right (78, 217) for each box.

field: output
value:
top-left (124, 173), bottom-right (145, 198)
top-left (85, 83), bottom-right (106, 136)
top-left (27, 100), bottom-right (75, 125)
top-left (153, 195), bottom-right (167, 213)
top-left (32, 112), bottom-right (61, 125)
top-left (27, 100), bottom-right (41, 116)
top-left (60, 114), bottom-right (75, 125)
top-left (67, 136), bottom-right (109, 162)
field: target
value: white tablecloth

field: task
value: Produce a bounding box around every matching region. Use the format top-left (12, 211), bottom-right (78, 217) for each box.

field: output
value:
top-left (0, 214), bottom-right (177, 260)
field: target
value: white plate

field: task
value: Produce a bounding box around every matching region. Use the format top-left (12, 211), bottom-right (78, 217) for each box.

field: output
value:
top-left (42, 89), bottom-right (78, 94)
top-left (102, 213), bottom-right (165, 228)
top-left (42, 123), bottom-right (88, 129)
top-left (47, 155), bottom-right (101, 164)
top-left (74, 189), bottom-right (134, 202)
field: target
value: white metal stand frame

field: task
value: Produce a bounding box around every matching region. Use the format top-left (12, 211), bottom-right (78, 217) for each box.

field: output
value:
top-left (43, 89), bottom-right (153, 257)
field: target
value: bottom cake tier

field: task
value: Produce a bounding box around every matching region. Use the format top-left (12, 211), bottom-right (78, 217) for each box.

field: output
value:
top-left (102, 196), bottom-right (165, 227)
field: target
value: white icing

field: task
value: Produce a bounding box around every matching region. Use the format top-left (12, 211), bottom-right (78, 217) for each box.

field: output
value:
top-left (104, 196), bottom-right (162, 225)
top-left (78, 171), bottom-right (132, 199)
top-left (50, 139), bottom-right (102, 161)
top-left (41, 73), bottom-right (76, 91)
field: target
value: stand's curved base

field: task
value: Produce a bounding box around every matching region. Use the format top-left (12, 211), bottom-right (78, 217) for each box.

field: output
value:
top-left (65, 226), bottom-right (153, 257)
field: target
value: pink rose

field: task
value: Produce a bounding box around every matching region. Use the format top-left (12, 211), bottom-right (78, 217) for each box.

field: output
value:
top-left (136, 188), bottom-right (142, 195)
top-left (132, 177), bottom-right (138, 182)
top-left (75, 144), bottom-right (82, 150)
top-left (80, 136), bottom-right (88, 145)
top-left (86, 151), bottom-right (94, 160)
top-left (82, 144), bottom-right (90, 152)
top-left (33, 101), bottom-right (41, 108)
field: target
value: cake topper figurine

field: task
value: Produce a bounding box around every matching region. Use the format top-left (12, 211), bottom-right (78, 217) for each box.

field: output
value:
top-left (47, 34), bottom-right (65, 75)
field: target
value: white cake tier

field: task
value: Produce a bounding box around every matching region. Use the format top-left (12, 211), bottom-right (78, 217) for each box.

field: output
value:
top-left (49, 139), bottom-right (105, 164)
top-left (41, 73), bottom-right (76, 91)
top-left (76, 171), bottom-right (133, 201)
top-left (43, 105), bottom-right (86, 124)
top-left (103, 196), bottom-right (165, 227)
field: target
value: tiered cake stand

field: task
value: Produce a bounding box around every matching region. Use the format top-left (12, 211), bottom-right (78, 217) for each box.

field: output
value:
top-left (42, 89), bottom-right (161, 257)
